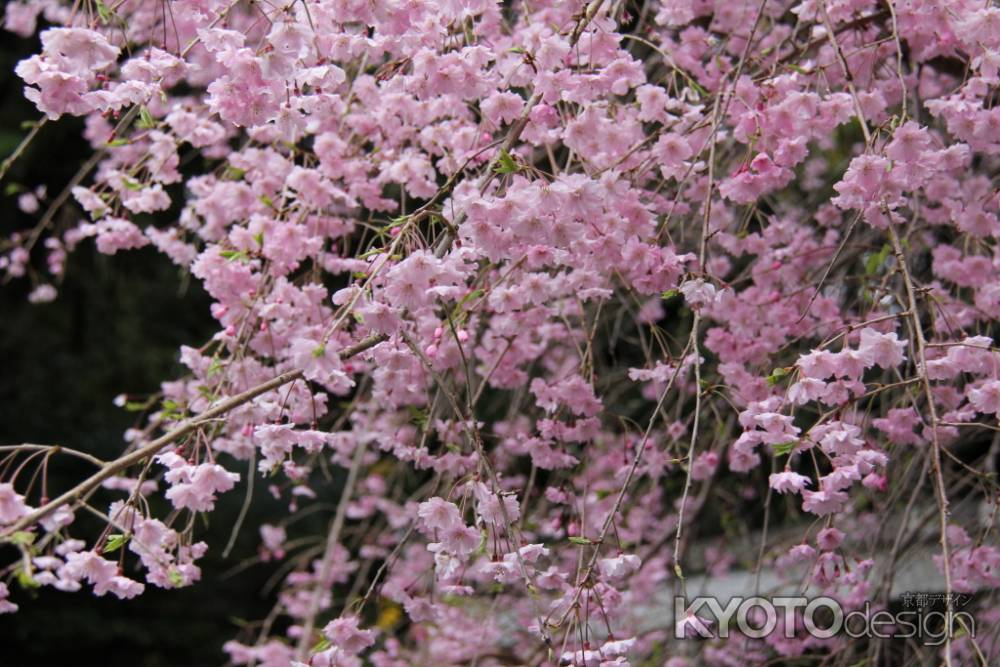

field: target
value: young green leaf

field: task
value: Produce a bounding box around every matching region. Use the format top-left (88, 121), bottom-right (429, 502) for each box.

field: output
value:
top-left (770, 441), bottom-right (797, 457)
top-left (137, 106), bottom-right (155, 129)
top-left (103, 534), bottom-right (128, 553)
top-left (766, 367), bottom-right (791, 386)
top-left (494, 149), bottom-right (518, 174)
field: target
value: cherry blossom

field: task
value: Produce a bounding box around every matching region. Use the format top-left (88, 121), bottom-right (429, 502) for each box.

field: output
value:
top-left (1, 1), bottom-right (998, 665)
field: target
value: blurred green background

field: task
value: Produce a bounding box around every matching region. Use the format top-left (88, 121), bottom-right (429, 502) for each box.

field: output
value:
top-left (0, 26), bottom-right (282, 667)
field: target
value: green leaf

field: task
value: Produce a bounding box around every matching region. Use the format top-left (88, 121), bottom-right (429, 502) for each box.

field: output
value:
top-left (95, 0), bottom-right (112, 24)
top-left (312, 345), bottom-right (326, 358)
top-left (770, 441), bottom-right (797, 457)
top-left (474, 528), bottom-right (488, 556)
top-left (120, 177), bottom-right (143, 191)
top-left (688, 80), bottom-right (708, 97)
top-left (494, 149), bottom-right (518, 174)
top-left (311, 639), bottom-right (332, 653)
top-left (137, 105), bottom-right (155, 129)
top-left (661, 288), bottom-right (679, 300)
top-left (458, 289), bottom-right (484, 307)
top-left (865, 243), bottom-right (891, 275)
top-left (253, 232), bottom-right (264, 247)
top-left (219, 249), bottom-right (248, 262)
top-left (106, 138), bottom-right (129, 147)
top-left (766, 367), bottom-right (790, 386)
top-left (4, 183), bottom-right (25, 196)
top-left (458, 289), bottom-right (485, 306)
top-left (160, 398), bottom-right (183, 418)
top-left (568, 536), bottom-right (592, 545)
top-left (406, 405), bottom-right (429, 428)
top-left (168, 569), bottom-right (184, 586)
top-left (16, 567), bottom-right (40, 589)
top-left (7, 531), bottom-right (36, 546)
top-left (258, 194), bottom-right (275, 209)
top-left (223, 166), bottom-right (245, 181)
top-left (103, 533), bottom-right (128, 553)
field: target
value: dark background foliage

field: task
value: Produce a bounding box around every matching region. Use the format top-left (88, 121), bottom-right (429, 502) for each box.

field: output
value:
top-left (0, 28), bottom-right (281, 667)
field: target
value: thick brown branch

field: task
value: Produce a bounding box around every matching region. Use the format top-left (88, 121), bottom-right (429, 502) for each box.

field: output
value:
top-left (1, 333), bottom-right (387, 538)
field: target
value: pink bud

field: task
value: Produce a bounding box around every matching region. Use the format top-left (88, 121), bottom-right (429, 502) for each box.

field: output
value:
top-left (425, 344), bottom-right (437, 358)
top-left (862, 472), bottom-right (887, 492)
top-left (433, 327), bottom-right (443, 339)
top-left (456, 330), bottom-right (469, 342)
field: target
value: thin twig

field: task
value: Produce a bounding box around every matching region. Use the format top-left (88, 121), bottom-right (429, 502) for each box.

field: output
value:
top-left (295, 440), bottom-right (368, 658)
top-left (0, 118), bottom-right (47, 183)
top-left (888, 225), bottom-right (954, 667)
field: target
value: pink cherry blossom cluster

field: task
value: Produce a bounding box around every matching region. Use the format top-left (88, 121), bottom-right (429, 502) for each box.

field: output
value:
top-left (2, 0), bottom-right (1000, 665)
